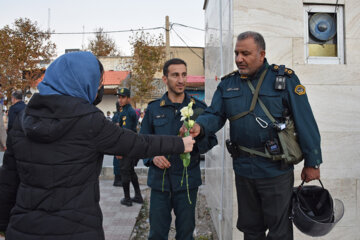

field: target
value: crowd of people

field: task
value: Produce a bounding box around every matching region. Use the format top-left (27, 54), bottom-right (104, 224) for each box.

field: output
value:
top-left (0, 31), bottom-right (324, 240)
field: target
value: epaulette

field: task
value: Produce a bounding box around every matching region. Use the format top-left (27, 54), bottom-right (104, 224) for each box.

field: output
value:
top-left (271, 64), bottom-right (294, 77)
top-left (221, 70), bottom-right (238, 81)
top-left (147, 98), bottom-right (161, 106)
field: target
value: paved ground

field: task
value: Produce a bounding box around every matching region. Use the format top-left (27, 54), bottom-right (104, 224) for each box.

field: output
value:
top-left (100, 180), bottom-right (147, 240)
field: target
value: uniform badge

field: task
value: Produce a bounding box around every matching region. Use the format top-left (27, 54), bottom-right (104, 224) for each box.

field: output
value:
top-left (122, 116), bottom-right (126, 121)
top-left (120, 88), bottom-right (124, 93)
top-left (295, 85), bottom-right (306, 95)
top-left (160, 100), bottom-right (165, 106)
top-left (122, 121), bottom-right (126, 126)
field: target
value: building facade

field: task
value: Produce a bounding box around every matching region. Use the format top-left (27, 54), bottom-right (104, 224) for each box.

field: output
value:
top-left (203, 0), bottom-right (360, 239)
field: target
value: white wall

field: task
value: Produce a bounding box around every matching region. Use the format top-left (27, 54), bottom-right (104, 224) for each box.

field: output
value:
top-left (205, 0), bottom-right (360, 239)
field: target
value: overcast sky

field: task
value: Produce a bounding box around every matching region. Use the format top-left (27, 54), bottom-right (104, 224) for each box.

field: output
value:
top-left (0, 0), bottom-right (205, 56)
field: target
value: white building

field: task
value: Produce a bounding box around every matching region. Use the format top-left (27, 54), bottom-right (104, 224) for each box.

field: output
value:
top-left (203, 0), bottom-right (359, 239)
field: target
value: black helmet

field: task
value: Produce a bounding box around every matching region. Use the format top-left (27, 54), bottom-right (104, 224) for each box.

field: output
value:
top-left (291, 180), bottom-right (344, 237)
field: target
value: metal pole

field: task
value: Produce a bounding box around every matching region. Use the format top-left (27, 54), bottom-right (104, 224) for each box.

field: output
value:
top-left (218, 1), bottom-right (226, 240)
top-left (165, 16), bottom-right (170, 60)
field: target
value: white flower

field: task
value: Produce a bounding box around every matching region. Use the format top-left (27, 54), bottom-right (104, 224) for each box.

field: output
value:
top-left (188, 108), bottom-right (193, 117)
top-left (188, 120), bottom-right (195, 128)
top-left (180, 102), bottom-right (194, 122)
top-left (180, 107), bottom-right (190, 118)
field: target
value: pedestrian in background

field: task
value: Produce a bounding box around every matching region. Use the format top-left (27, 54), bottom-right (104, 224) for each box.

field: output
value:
top-left (0, 104), bottom-right (6, 151)
top-left (114, 87), bottom-right (143, 207)
top-left (137, 110), bottom-right (145, 132)
top-left (0, 51), bottom-right (195, 240)
top-left (106, 111), bottom-right (112, 121)
top-left (112, 100), bottom-right (123, 186)
top-left (7, 89), bottom-right (26, 132)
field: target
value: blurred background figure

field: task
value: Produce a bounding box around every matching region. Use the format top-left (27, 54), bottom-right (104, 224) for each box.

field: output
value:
top-left (7, 90), bottom-right (25, 132)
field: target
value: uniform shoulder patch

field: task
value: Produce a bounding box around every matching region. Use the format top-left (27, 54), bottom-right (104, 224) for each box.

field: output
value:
top-left (221, 70), bottom-right (238, 81)
top-left (295, 84), bottom-right (306, 95)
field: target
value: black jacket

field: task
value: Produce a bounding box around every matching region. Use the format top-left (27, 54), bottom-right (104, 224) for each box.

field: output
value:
top-left (0, 94), bottom-right (184, 240)
top-left (7, 100), bottom-right (26, 131)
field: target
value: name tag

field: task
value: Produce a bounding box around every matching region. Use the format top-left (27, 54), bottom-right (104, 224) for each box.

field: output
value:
top-left (226, 87), bottom-right (239, 91)
top-left (155, 114), bottom-right (165, 119)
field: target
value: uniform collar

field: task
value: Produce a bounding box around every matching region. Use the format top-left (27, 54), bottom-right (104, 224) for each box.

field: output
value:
top-left (121, 103), bottom-right (131, 111)
top-left (160, 92), bottom-right (192, 107)
top-left (239, 58), bottom-right (269, 81)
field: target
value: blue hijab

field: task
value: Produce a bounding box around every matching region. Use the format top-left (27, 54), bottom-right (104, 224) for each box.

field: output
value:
top-left (38, 51), bottom-right (101, 104)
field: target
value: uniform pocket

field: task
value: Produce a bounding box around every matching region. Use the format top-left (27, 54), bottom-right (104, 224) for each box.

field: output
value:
top-left (222, 89), bottom-right (243, 98)
top-left (258, 91), bottom-right (283, 117)
top-left (153, 117), bottom-right (168, 127)
top-left (222, 89), bottom-right (246, 118)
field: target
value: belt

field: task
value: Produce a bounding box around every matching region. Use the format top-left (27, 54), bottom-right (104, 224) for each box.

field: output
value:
top-left (226, 140), bottom-right (265, 158)
top-left (237, 146), bottom-right (265, 157)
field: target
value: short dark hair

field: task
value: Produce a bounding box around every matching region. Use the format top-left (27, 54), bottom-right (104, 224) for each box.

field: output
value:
top-left (12, 89), bottom-right (23, 100)
top-left (163, 58), bottom-right (187, 76)
top-left (237, 31), bottom-right (266, 51)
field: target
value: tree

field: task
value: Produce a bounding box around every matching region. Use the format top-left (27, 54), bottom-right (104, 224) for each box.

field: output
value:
top-left (0, 18), bottom-right (56, 99)
top-left (87, 28), bottom-right (118, 56)
top-left (129, 31), bottom-right (165, 106)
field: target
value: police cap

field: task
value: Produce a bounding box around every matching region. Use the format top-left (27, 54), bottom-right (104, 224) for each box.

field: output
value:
top-left (116, 88), bottom-right (130, 97)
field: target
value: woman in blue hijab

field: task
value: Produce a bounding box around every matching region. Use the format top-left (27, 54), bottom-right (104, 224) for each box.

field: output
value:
top-left (0, 52), bottom-right (194, 240)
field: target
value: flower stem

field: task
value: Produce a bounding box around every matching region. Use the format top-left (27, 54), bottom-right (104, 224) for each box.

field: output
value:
top-left (162, 168), bottom-right (166, 192)
top-left (186, 167), bottom-right (192, 204)
top-left (181, 167), bottom-right (185, 187)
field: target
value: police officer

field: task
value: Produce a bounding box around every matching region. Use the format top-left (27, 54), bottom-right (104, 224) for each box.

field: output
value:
top-left (112, 101), bottom-right (122, 186)
top-left (115, 87), bottom-right (143, 206)
top-left (140, 58), bottom-right (217, 240)
top-left (188, 31), bottom-right (322, 239)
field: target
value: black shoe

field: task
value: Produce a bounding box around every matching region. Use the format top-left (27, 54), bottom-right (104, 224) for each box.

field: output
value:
top-left (131, 195), bottom-right (144, 204)
top-left (113, 176), bottom-right (122, 187)
top-left (120, 198), bottom-right (132, 207)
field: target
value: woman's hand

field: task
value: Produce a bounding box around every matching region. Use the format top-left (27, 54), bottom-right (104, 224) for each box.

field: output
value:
top-left (182, 136), bottom-right (195, 153)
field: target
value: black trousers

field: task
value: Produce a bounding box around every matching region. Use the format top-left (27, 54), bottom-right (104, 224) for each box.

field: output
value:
top-left (119, 157), bottom-right (138, 183)
top-left (235, 171), bottom-right (294, 240)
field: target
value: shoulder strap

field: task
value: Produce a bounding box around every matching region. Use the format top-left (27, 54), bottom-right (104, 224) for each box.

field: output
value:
top-left (229, 69), bottom-right (268, 122)
top-left (246, 80), bottom-right (276, 123)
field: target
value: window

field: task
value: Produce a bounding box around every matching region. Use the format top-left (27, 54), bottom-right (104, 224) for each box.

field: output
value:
top-left (304, 4), bottom-right (344, 64)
